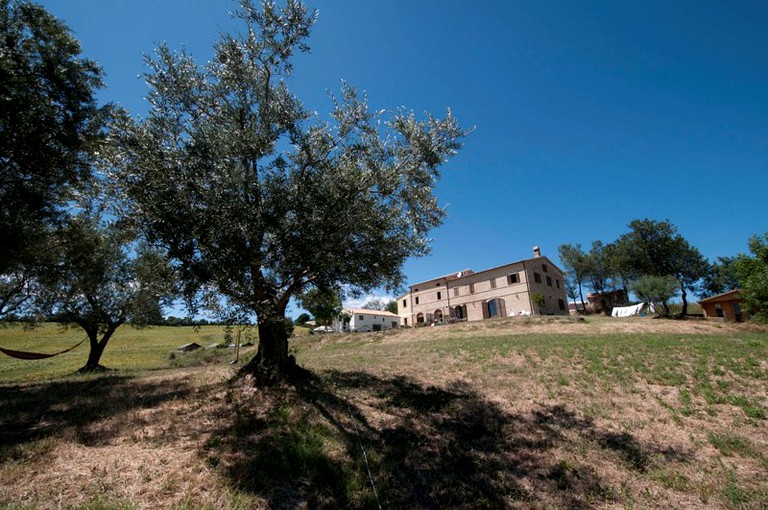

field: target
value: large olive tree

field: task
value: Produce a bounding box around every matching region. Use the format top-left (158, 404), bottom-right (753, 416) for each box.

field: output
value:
top-left (1, 0), bottom-right (108, 315)
top-left (112, 0), bottom-right (466, 383)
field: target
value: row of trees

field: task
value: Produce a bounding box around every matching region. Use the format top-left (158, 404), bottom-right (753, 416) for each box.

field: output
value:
top-left (1, 0), bottom-right (466, 381)
top-left (558, 219), bottom-right (767, 320)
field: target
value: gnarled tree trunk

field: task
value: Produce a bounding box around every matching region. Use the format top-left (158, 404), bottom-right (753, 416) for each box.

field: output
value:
top-left (79, 323), bottom-right (119, 373)
top-left (245, 311), bottom-right (295, 385)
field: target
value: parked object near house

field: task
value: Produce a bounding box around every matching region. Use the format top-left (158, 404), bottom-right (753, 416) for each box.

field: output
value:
top-left (398, 247), bottom-right (569, 326)
top-left (334, 309), bottom-right (401, 332)
top-left (699, 290), bottom-right (748, 322)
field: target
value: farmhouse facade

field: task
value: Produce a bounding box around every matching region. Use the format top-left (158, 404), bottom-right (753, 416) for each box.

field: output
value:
top-left (397, 247), bottom-right (569, 326)
top-left (334, 308), bottom-right (401, 332)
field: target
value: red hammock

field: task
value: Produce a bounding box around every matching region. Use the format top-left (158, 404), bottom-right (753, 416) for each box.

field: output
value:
top-left (0, 338), bottom-right (86, 360)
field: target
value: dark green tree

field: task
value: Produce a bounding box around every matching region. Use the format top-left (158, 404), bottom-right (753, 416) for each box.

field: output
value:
top-left (298, 287), bottom-right (343, 327)
top-left (385, 299), bottom-right (398, 314)
top-left (734, 233), bottom-right (768, 322)
top-left (584, 241), bottom-right (613, 300)
top-left (1, 0), bottom-right (108, 311)
top-left (557, 243), bottom-right (589, 312)
top-left (41, 214), bottom-right (176, 371)
top-left (112, 0), bottom-right (466, 383)
top-left (700, 257), bottom-right (741, 298)
top-left (294, 312), bottom-right (311, 326)
top-left (615, 219), bottom-right (708, 317)
top-left (362, 298), bottom-right (387, 311)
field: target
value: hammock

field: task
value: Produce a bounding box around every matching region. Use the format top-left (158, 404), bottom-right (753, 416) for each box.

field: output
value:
top-left (0, 338), bottom-right (86, 360)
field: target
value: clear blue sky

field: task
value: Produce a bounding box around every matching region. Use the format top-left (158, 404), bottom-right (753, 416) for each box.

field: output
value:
top-left (40, 0), bottom-right (768, 308)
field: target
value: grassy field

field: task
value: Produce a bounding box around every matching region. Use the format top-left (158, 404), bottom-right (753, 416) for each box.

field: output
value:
top-left (0, 317), bottom-right (766, 509)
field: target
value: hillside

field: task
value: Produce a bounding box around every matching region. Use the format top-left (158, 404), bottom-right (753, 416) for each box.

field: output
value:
top-left (1, 317), bottom-right (766, 509)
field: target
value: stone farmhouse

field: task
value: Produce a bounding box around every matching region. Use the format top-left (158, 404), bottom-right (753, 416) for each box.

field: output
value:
top-left (397, 247), bottom-right (569, 326)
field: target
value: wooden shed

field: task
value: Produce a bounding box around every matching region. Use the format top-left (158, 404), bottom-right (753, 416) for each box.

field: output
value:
top-left (699, 290), bottom-right (747, 322)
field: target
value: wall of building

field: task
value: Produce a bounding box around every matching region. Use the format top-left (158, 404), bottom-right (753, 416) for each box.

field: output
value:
top-left (701, 300), bottom-right (744, 322)
top-left (399, 255), bottom-right (569, 325)
top-left (342, 311), bottom-right (401, 332)
top-left (522, 258), bottom-right (569, 315)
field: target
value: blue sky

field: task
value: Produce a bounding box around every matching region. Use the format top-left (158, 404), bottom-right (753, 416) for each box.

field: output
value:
top-left (40, 0), bottom-right (768, 310)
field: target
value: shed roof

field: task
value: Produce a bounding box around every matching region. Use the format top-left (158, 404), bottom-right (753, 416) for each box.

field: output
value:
top-left (698, 289), bottom-right (742, 304)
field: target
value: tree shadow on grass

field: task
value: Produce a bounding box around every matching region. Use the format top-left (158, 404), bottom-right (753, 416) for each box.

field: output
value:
top-left (0, 375), bottom-right (194, 455)
top-left (212, 369), bottom-right (693, 509)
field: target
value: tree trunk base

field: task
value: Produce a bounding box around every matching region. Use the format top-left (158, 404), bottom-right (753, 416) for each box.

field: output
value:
top-left (240, 353), bottom-right (300, 386)
top-left (77, 364), bottom-right (109, 374)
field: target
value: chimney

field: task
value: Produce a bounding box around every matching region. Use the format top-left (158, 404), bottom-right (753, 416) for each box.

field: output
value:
top-left (533, 246), bottom-right (541, 258)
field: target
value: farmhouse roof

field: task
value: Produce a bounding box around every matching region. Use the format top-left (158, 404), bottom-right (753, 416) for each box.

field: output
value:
top-left (345, 308), bottom-right (400, 318)
top-left (407, 253), bottom-right (564, 290)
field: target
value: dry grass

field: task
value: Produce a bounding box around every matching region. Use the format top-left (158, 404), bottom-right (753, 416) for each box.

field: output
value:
top-left (1, 316), bottom-right (766, 509)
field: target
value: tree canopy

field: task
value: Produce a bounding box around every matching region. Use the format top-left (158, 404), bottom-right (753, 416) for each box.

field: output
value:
top-left (614, 219), bottom-right (707, 316)
top-left (557, 243), bottom-right (588, 312)
top-left (700, 257), bottom-right (741, 298)
top-left (559, 219), bottom-right (708, 317)
top-left (298, 287), bottom-right (342, 327)
top-left (111, 0), bottom-right (466, 382)
top-left (629, 275), bottom-right (678, 316)
top-left (734, 233), bottom-right (768, 322)
top-left (40, 214), bottom-right (175, 371)
top-left (0, 0), bottom-right (108, 282)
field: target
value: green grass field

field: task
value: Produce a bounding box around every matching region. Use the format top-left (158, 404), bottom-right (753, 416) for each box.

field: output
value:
top-left (0, 323), bottom-right (234, 381)
top-left (0, 323), bottom-right (311, 382)
top-left (1, 317), bottom-right (766, 509)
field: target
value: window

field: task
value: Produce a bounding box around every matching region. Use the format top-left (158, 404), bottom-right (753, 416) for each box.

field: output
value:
top-left (488, 299), bottom-right (497, 317)
top-left (404, 318), bottom-right (408, 326)
top-left (546, 276), bottom-right (552, 286)
top-left (436, 282), bottom-right (441, 287)
top-left (359, 315), bottom-right (364, 321)
top-left (415, 297), bottom-right (420, 305)
top-left (558, 299), bottom-right (565, 311)
top-left (534, 272), bottom-right (542, 283)
top-left (489, 278), bottom-right (496, 289)
top-left (556, 279), bottom-right (560, 289)
top-left (507, 273), bottom-right (519, 285)
top-left (453, 287), bottom-right (459, 297)
top-left (402, 299), bottom-right (407, 308)
top-left (542, 264), bottom-right (548, 273)
top-left (437, 291), bottom-right (442, 300)
top-left (469, 283), bottom-right (475, 294)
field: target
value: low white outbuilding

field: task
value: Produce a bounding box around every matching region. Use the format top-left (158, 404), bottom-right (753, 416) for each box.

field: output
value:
top-left (334, 308), bottom-right (401, 332)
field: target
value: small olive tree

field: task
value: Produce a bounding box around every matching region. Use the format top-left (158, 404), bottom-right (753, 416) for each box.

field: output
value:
top-left (629, 275), bottom-right (678, 317)
top-left (41, 214), bottom-right (175, 371)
